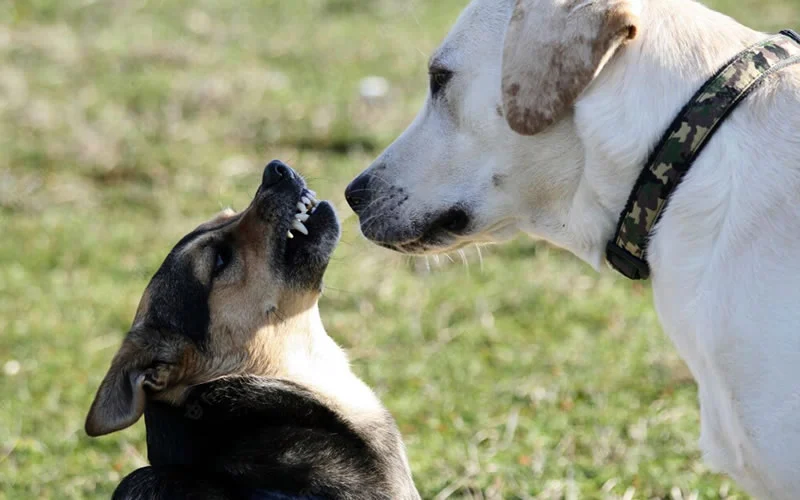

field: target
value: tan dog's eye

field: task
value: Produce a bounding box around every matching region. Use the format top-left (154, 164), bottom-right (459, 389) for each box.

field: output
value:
top-left (429, 69), bottom-right (453, 97)
top-left (213, 245), bottom-right (233, 277)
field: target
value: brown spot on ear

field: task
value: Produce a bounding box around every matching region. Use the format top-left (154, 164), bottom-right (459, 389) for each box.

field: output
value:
top-left (502, 0), bottom-right (640, 136)
top-left (594, 5), bottom-right (640, 54)
top-left (608, 2), bottom-right (640, 41)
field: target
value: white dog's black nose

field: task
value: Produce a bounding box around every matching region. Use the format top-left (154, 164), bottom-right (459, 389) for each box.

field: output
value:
top-left (344, 174), bottom-right (370, 214)
top-left (262, 160), bottom-right (294, 188)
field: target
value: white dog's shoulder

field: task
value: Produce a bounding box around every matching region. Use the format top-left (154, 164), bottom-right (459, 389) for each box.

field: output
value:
top-left (346, 0), bottom-right (800, 496)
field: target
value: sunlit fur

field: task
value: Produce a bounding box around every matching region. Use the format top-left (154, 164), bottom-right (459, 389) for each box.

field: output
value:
top-left (348, 1), bottom-right (800, 497)
top-left (86, 167), bottom-right (419, 499)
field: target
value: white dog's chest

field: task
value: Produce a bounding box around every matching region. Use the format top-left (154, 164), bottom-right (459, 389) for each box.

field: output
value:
top-left (649, 191), bottom-right (800, 500)
top-left (649, 291), bottom-right (759, 497)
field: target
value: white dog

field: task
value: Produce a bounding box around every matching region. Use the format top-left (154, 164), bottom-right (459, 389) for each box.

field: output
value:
top-left (344, 0), bottom-right (800, 497)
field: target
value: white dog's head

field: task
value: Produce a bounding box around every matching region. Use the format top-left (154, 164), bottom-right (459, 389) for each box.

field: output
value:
top-left (345, 0), bottom-right (639, 256)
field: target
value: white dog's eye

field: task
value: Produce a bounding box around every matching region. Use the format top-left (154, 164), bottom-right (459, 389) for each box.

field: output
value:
top-left (429, 69), bottom-right (453, 97)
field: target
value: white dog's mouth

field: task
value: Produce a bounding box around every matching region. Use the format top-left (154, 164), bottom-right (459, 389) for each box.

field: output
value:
top-left (345, 172), bottom-right (508, 254)
top-left (379, 238), bottom-right (470, 255)
top-left (357, 204), bottom-right (477, 254)
top-left (344, 170), bottom-right (515, 255)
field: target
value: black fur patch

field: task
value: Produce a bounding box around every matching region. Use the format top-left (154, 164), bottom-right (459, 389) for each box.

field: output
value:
top-left (142, 224), bottom-right (227, 344)
top-left (112, 377), bottom-right (406, 500)
top-left (146, 255), bottom-right (210, 344)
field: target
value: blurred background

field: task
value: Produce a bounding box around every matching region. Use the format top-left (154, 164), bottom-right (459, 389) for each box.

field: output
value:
top-left (1, 0), bottom-right (797, 498)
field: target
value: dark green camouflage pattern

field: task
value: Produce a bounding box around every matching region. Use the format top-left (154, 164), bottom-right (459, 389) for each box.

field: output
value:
top-left (608, 31), bottom-right (800, 279)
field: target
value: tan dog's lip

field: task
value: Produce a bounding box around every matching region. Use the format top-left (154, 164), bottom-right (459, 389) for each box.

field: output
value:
top-left (254, 160), bottom-right (340, 281)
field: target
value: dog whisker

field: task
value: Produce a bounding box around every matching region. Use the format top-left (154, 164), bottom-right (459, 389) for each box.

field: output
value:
top-left (457, 249), bottom-right (469, 275)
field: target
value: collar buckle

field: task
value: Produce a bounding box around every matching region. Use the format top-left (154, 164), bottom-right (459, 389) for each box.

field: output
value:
top-left (605, 242), bottom-right (650, 280)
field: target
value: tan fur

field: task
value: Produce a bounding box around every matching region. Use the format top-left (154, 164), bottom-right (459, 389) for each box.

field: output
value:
top-left (202, 207), bottom-right (238, 227)
top-left (86, 203), bottom-right (387, 439)
top-left (502, 0), bottom-right (639, 135)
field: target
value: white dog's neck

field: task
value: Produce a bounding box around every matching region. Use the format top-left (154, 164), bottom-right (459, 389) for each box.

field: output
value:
top-left (517, 0), bottom-right (763, 271)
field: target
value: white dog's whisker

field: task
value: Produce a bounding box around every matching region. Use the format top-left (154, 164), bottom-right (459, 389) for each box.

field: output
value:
top-left (458, 249), bottom-right (469, 273)
top-left (475, 244), bottom-right (484, 272)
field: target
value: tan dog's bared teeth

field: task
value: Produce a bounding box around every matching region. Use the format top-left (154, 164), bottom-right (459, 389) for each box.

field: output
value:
top-left (295, 213), bottom-right (309, 222)
top-left (292, 220), bottom-right (309, 235)
top-left (297, 202), bottom-right (307, 213)
top-left (287, 230), bottom-right (294, 239)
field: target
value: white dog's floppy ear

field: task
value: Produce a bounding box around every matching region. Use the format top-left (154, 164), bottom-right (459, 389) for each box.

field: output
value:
top-left (502, 0), bottom-right (640, 135)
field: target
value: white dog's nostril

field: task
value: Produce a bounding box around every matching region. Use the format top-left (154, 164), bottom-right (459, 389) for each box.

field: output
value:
top-left (344, 174), bottom-right (371, 213)
top-left (436, 208), bottom-right (470, 233)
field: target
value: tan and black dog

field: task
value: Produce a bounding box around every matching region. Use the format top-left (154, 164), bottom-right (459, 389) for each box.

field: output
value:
top-left (85, 161), bottom-right (420, 500)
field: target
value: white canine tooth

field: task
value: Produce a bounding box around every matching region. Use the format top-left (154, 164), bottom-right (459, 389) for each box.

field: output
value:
top-left (295, 213), bottom-right (309, 222)
top-left (302, 196), bottom-right (312, 207)
top-left (292, 220), bottom-right (309, 235)
top-left (297, 202), bottom-right (307, 212)
top-left (287, 230), bottom-right (294, 239)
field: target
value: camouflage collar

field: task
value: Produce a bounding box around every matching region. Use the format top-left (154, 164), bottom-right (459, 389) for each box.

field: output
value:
top-left (606, 30), bottom-right (800, 280)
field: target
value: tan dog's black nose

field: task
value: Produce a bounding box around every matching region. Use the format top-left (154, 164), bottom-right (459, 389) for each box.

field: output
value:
top-left (262, 160), bottom-right (295, 188)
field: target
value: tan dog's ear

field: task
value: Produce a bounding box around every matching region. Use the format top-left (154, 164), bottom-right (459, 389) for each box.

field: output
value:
top-left (85, 337), bottom-right (171, 437)
top-left (502, 0), bottom-right (639, 135)
top-left (192, 207), bottom-right (238, 233)
top-left (209, 207), bottom-right (237, 224)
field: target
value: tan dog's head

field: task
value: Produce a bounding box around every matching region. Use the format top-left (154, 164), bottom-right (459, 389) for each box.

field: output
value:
top-left (85, 160), bottom-right (340, 437)
top-left (344, 0), bottom-right (638, 254)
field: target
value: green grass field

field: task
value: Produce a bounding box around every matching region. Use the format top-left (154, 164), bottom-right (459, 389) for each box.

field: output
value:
top-left (2, 1), bottom-right (799, 498)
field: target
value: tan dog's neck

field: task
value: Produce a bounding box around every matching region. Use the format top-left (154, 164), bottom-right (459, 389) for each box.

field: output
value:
top-left (241, 301), bottom-right (386, 430)
top-left (246, 301), bottom-right (421, 495)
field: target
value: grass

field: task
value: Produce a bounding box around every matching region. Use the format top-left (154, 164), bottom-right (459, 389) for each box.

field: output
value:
top-left (1, 0), bottom-right (798, 498)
